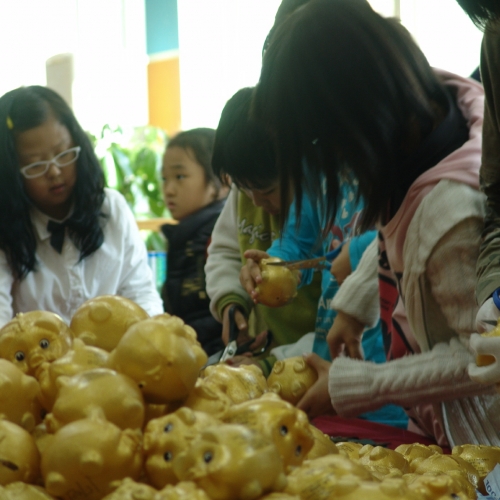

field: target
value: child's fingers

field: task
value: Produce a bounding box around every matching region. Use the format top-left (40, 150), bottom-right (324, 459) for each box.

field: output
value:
top-left (240, 263), bottom-right (258, 294)
top-left (248, 330), bottom-right (268, 351)
top-left (243, 249), bottom-right (269, 261)
top-left (248, 258), bottom-right (263, 285)
top-left (344, 338), bottom-right (364, 360)
top-left (234, 309), bottom-right (248, 332)
top-left (221, 304), bottom-right (247, 345)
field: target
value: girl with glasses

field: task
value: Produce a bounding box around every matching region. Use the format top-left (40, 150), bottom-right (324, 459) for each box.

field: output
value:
top-left (0, 85), bottom-right (163, 326)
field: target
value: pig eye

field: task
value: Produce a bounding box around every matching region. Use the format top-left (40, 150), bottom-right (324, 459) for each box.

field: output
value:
top-left (39, 339), bottom-right (50, 349)
top-left (203, 451), bottom-right (213, 463)
top-left (295, 445), bottom-right (302, 456)
top-left (15, 351), bottom-right (25, 362)
top-left (164, 423), bottom-right (173, 433)
top-left (280, 425), bottom-right (288, 436)
top-left (164, 452), bottom-right (173, 461)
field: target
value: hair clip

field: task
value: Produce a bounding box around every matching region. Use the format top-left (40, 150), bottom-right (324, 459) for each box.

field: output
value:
top-left (6, 116), bottom-right (13, 130)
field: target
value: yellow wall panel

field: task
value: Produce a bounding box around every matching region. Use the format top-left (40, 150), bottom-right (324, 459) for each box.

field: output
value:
top-left (148, 57), bottom-right (181, 137)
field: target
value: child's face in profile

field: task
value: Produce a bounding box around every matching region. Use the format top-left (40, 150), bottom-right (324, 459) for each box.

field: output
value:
top-left (162, 146), bottom-right (217, 221)
top-left (241, 182), bottom-right (281, 216)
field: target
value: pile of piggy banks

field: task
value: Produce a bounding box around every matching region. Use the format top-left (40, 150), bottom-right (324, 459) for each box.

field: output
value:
top-left (0, 294), bottom-right (498, 500)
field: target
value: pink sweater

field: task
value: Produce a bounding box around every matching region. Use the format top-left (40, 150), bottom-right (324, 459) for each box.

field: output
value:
top-left (329, 70), bottom-right (500, 446)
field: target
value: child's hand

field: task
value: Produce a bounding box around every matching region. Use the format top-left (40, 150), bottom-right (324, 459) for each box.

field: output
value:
top-left (329, 241), bottom-right (351, 285)
top-left (296, 353), bottom-right (336, 419)
top-left (240, 249), bottom-right (270, 303)
top-left (221, 303), bottom-right (249, 345)
top-left (327, 311), bottom-right (364, 360)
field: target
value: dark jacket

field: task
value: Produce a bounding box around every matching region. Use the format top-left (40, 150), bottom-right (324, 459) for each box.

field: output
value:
top-left (161, 200), bottom-right (225, 355)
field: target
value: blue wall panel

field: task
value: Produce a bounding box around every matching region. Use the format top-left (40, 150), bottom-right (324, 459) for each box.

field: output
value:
top-left (146, 0), bottom-right (179, 54)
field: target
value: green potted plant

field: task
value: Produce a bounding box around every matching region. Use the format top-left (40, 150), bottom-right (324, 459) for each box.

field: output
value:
top-left (89, 124), bottom-right (170, 251)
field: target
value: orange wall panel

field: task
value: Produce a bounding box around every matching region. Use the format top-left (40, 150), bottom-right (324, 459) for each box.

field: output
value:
top-left (148, 57), bottom-right (181, 137)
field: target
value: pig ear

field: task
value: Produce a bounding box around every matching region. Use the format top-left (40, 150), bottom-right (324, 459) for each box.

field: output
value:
top-left (177, 406), bottom-right (196, 425)
top-left (75, 330), bottom-right (97, 346)
top-left (55, 376), bottom-right (71, 390)
top-left (121, 396), bottom-right (144, 423)
top-left (45, 471), bottom-right (68, 497)
top-left (89, 302), bottom-right (112, 323)
top-left (34, 317), bottom-right (62, 335)
top-left (80, 450), bottom-right (104, 474)
top-left (87, 406), bottom-right (107, 422)
top-left (22, 372), bottom-right (41, 397)
top-left (196, 346), bottom-right (208, 369)
top-left (21, 409), bottom-right (38, 433)
top-left (0, 373), bottom-right (12, 391)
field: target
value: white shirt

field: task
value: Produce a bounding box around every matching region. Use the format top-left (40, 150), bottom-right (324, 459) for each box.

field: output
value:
top-left (0, 188), bottom-right (163, 326)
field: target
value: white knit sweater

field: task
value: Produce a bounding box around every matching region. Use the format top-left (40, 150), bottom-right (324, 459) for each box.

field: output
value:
top-left (329, 181), bottom-right (499, 446)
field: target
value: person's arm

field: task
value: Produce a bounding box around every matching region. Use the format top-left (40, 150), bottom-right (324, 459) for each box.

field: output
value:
top-left (0, 250), bottom-right (14, 327)
top-left (327, 231), bottom-right (378, 359)
top-left (476, 23), bottom-right (500, 305)
top-left (330, 219), bottom-right (495, 417)
top-left (330, 238), bottom-right (380, 327)
top-left (240, 194), bottom-right (323, 301)
top-left (112, 193), bottom-right (164, 316)
top-left (205, 186), bottom-right (252, 321)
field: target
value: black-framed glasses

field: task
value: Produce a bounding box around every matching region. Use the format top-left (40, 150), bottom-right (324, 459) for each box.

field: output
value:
top-left (20, 146), bottom-right (81, 179)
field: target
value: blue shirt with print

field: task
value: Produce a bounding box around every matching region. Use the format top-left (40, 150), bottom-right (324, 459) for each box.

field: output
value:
top-left (268, 177), bottom-right (408, 428)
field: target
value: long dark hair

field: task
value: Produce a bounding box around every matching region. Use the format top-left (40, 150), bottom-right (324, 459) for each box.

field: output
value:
top-left (263, 0), bottom-right (311, 54)
top-left (0, 86), bottom-right (106, 279)
top-left (212, 87), bottom-right (277, 190)
top-left (455, 0), bottom-right (500, 29)
top-left (253, 0), bottom-right (450, 230)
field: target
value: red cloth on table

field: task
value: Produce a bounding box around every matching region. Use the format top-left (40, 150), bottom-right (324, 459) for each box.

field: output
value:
top-left (311, 415), bottom-right (451, 453)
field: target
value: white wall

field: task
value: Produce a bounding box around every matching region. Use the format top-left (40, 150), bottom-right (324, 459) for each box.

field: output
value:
top-left (177, 0), bottom-right (282, 131)
top-left (0, 0), bottom-right (484, 133)
top-left (0, 0), bottom-right (148, 134)
top-left (400, 0), bottom-right (483, 77)
top-left (177, 0), bottom-right (483, 130)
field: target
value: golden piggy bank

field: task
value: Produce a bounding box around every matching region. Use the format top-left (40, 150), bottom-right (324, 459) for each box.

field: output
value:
top-left (100, 478), bottom-right (158, 499)
top-left (201, 363), bottom-right (268, 404)
top-left (143, 407), bottom-right (220, 488)
top-left (41, 416), bottom-right (143, 500)
top-left (0, 358), bottom-right (42, 432)
top-left (0, 311), bottom-right (72, 378)
top-left (157, 481), bottom-right (211, 500)
top-left (0, 420), bottom-right (40, 486)
top-left (413, 453), bottom-right (480, 500)
top-left (284, 454), bottom-right (374, 498)
top-left (37, 338), bottom-right (109, 411)
top-left (256, 258), bottom-right (299, 308)
top-left (358, 445), bottom-right (409, 480)
top-left (304, 424), bottom-right (339, 460)
top-left (107, 316), bottom-right (207, 404)
top-left (223, 393), bottom-right (314, 469)
top-left (173, 423), bottom-right (287, 500)
top-left (44, 368), bottom-right (145, 432)
top-left (453, 444), bottom-right (500, 483)
top-left (395, 443), bottom-right (443, 472)
top-left (1, 483), bottom-right (55, 499)
top-left (183, 378), bottom-right (233, 419)
top-left (267, 356), bottom-right (318, 405)
top-left (70, 294), bottom-right (149, 352)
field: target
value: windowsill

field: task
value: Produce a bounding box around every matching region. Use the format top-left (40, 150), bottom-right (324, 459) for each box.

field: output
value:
top-left (136, 217), bottom-right (178, 232)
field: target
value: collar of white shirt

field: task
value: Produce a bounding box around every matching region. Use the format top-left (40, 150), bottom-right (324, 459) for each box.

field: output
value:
top-left (30, 206), bottom-right (73, 243)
